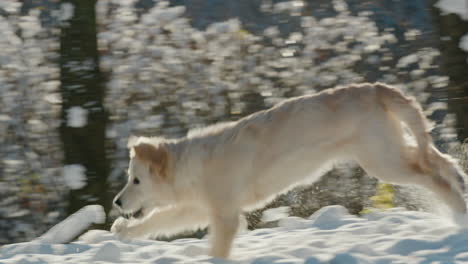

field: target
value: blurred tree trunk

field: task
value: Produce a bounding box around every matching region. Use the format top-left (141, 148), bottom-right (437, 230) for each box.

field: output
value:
top-left (59, 0), bottom-right (110, 221)
top-left (431, 3), bottom-right (468, 142)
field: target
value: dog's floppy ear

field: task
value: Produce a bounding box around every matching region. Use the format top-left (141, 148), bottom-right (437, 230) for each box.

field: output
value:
top-left (133, 143), bottom-right (169, 180)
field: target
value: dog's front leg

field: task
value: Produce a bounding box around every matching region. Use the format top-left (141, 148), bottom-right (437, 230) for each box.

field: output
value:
top-left (209, 210), bottom-right (240, 258)
top-left (111, 205), bottom-right (209, 239)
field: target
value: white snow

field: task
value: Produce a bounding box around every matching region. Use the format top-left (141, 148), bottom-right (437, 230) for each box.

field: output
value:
top-left (0, 1), bottom-right (21, 13)
top-left (460, 34), bottom-right (468, 52)
top-left (397, 54), bottom-right (418, 68)
top-left (66, 106), bottom-right (88, 128)
top-left (261, 206), bottom-right (291, 223)
top-left (63, 164), bottom-right (87, 190)
top-left (59, 3), bottom-right (75, 21)
top-left (2, 205), bottom-right (468, 263)
top-left (435, 0), bottom-right (468, 20)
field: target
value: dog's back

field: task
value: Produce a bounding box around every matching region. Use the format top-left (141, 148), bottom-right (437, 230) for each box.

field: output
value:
top-left (189, 83), bottom-right (466, 215)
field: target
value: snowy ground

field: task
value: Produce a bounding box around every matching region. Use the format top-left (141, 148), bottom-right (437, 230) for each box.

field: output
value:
top-left (2, 205), bottom-right (468, 264)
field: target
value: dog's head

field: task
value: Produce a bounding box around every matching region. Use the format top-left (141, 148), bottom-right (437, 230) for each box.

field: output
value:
top-left (113, 137), bottom-right (176, 219)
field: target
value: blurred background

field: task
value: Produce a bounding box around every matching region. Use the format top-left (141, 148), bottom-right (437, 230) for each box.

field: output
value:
top-left (0, 0), bottom-right (467, 244)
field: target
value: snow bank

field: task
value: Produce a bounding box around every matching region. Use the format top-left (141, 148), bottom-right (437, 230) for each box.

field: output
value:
top-left (2, 205), bottom-right (467, 263)
top-left (36, 205), bottom-right (105, 244)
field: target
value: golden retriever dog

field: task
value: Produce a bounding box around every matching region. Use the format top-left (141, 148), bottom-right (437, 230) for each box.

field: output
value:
top-left (111, 83), bottom-right (467, 258)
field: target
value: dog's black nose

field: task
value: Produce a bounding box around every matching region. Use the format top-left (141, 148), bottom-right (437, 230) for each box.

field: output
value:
top-left (114, 198), bottom-right (122, 207)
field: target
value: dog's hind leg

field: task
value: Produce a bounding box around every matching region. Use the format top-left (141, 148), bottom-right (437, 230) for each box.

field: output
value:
top-left (209, 208), bottom-right (240, 258)
top-left (356, 144), bottom-right (466, 214)
top-left (353, 114), bottom-right (466, 214)
top-left (424, 145), bottom-right (467, 213)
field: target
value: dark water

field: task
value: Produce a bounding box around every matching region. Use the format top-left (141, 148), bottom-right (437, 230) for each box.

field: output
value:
top-left (1, 0), bottom-right (467, 244)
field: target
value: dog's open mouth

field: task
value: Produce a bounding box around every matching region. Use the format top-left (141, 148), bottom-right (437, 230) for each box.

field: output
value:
top-left (122, 208), bottom-right (144, 219)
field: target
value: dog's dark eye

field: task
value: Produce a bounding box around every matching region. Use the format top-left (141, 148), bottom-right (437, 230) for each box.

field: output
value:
top-left (133, 178), bottom-right (140, 184)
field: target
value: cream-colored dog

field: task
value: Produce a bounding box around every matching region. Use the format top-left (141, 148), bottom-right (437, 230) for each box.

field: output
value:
top-left (111, 83), bottom-right (467, 258)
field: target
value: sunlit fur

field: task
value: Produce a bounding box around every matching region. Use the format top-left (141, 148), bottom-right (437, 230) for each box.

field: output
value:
top-left (111, 83), bottom-right (467, 259)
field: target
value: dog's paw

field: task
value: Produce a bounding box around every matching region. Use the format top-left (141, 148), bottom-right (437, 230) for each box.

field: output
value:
top-left (110, 217), bottom-right (130, 235)
top-left (111, 217), bottom-right (146, 239)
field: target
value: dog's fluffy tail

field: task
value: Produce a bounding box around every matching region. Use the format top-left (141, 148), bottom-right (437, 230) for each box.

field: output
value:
top-left (376, 83), bottom-right (467, 214)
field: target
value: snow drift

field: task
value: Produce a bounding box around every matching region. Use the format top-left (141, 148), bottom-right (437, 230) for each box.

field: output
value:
top-left (1, 205), bottom-right (468, 263)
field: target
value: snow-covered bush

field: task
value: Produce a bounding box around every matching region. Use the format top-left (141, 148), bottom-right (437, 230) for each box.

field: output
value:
top-left (0, 4), bottom-right (63, 244)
